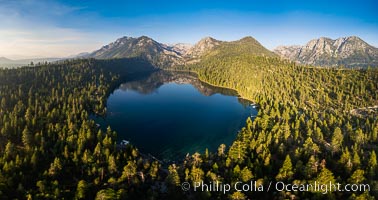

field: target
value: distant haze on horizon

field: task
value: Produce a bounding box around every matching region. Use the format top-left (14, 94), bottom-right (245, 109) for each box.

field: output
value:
top-left (0, 0), bottom-right (377, 59)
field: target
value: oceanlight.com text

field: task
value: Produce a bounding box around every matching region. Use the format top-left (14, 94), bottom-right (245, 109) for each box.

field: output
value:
top-left (181, 181), bottom-right (370, 194)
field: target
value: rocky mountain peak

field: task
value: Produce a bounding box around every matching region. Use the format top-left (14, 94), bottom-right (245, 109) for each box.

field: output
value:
top-left (198, 36), bottom-right (217, 43)
top-left (88, 36), bottom-right (183, 68)
top-left (87, 35), bottom-right (278, 67)
top-left (274, 36), bottom-right (378, 67)
top-left (85, 35), bottom-right (377, 69)
top-left (170, 43), bottom-right (193, 55)
top-left (184, 37), bottom-right (221, 58)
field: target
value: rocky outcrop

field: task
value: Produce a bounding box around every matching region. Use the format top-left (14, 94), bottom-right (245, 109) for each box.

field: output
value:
top-left (88, 36), bottom-right (183, 68)
top-left (184, 37), bottom-right (222, 58)
top-left (274, 36), bottom-right (378, 67)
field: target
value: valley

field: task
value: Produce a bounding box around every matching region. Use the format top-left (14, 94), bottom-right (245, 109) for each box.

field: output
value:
top-left (1, 0), bottom-right (378, 199)
top-left (0, 35), bottom-right (377, 199)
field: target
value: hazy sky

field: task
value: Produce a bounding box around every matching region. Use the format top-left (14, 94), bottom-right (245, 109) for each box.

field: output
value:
top-left (0, 0), bottom-right (377, 59)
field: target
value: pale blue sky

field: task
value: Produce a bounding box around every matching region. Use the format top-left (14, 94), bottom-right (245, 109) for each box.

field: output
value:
top-left (0, 0), bottom-right (377, 59)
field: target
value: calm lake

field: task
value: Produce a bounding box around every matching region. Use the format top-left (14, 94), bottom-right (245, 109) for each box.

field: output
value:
top-left (94, 71), bottom-right (257, 161)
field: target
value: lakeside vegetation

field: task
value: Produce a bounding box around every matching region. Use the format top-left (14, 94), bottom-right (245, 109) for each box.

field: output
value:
top-left (170, 44), bottom-right (378, 199)
top-left (0, 58), bottom-right (163, 199)
top-left (0, 50), bottom-right (377, 199)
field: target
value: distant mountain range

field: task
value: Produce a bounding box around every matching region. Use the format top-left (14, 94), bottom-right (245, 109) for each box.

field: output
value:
top-left (2, 35), bottom-right (377, 68)
top-left (86, 36), bottom-right (220, 67)
top-left (84, 35), bottom-right (276, 67)
top-left (274, 36), bottom-right (378, 67)
top-left (85, 35), bottom-right (377, 68)
top-left (0, 57), bottom-right (61, 68)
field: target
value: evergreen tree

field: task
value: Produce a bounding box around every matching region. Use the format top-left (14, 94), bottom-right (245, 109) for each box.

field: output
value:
top-left (276, 155), bottom-right (294, 181)
top-left (331, 127), bottom-right (343, 154)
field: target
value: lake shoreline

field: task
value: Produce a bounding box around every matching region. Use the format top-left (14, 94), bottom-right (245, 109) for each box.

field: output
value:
top-left (94, 70), bottom-right (257, 161)
top-left (163, 68), bottom-right (257, 105)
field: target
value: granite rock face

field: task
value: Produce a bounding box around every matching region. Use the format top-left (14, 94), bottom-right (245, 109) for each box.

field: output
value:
top-left (274, 36), bottom-right (378, 67)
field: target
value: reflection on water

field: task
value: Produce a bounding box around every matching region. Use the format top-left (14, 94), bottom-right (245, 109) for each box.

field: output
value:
top-left (95, 70), bottom-right (257, 161)
top-left (118, 70), bottom-right (239, 97)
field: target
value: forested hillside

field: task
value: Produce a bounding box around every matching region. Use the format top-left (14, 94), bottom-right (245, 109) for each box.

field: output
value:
top-left (0, 44), bottom-right (377, 199)
top-left (0, 58), bottom-right (166, 199)
top-left (169, 42), bottom-right (378, 199)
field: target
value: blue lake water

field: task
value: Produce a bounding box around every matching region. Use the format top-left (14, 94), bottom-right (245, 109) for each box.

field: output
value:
top-left (95, 71), bottom-right (257, 161)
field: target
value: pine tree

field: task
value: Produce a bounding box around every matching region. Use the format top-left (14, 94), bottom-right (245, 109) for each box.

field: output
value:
top-left (240, 166), bottom-right (253, 182)
top-left (353, 151), bottom-right (361, 169)
top-left (305, 155), bottom-right (318, 178)
top-left (75, 180), bottom-right (87, 200)
top-left (233, 165), bottom-right (241, 178)
top-left (48, 157), bottom-right (62, 177)
top-left (368, 151), bottom-right (377, 177)
top-left (121, 161), bottom-right (137, 184)
top-left (166, 164), bottom-right (180, 186)
top-left (331, 127), bottom-right (343, 154)
top-left (22, 127), bottom-right (32, 150)
top-left (218, 144), bottom-right (226, 157)
top-left (348, 169), bottom-right (365, 184)
top-left (276, 155), bottom-right (294, 181)
top-left (190, 166), bottom-right (204, 184)
top-left (108, 155), bottom-right (118, 174)
top-left (313, 168), bottom-right (335, 193)
top-left (230, 191), bottom-right (246, 200)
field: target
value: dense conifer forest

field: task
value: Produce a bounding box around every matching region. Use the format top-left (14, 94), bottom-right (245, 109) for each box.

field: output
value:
top-left (0, 58), bottom-right (162, 199)
top-left (174, 51), bottom-right (378, 199)
top-left (0, 53), bottom-right (377, 199)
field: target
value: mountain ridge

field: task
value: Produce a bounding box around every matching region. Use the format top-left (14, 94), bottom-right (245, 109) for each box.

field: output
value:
top-left (3, 35), bottom-right (377, 68)
top-left (61, 35), bottom-right (378, 68)
top-left (274, 36), bottom-right (378, 67)
top-left (0, 57), bottom-right (61, 68)
top-left (183, 37), bottom-right (222, 59)
top-left (85, 35), bottom-right (279, 67)
top-left (87, 36), bottom-right (184, 68)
